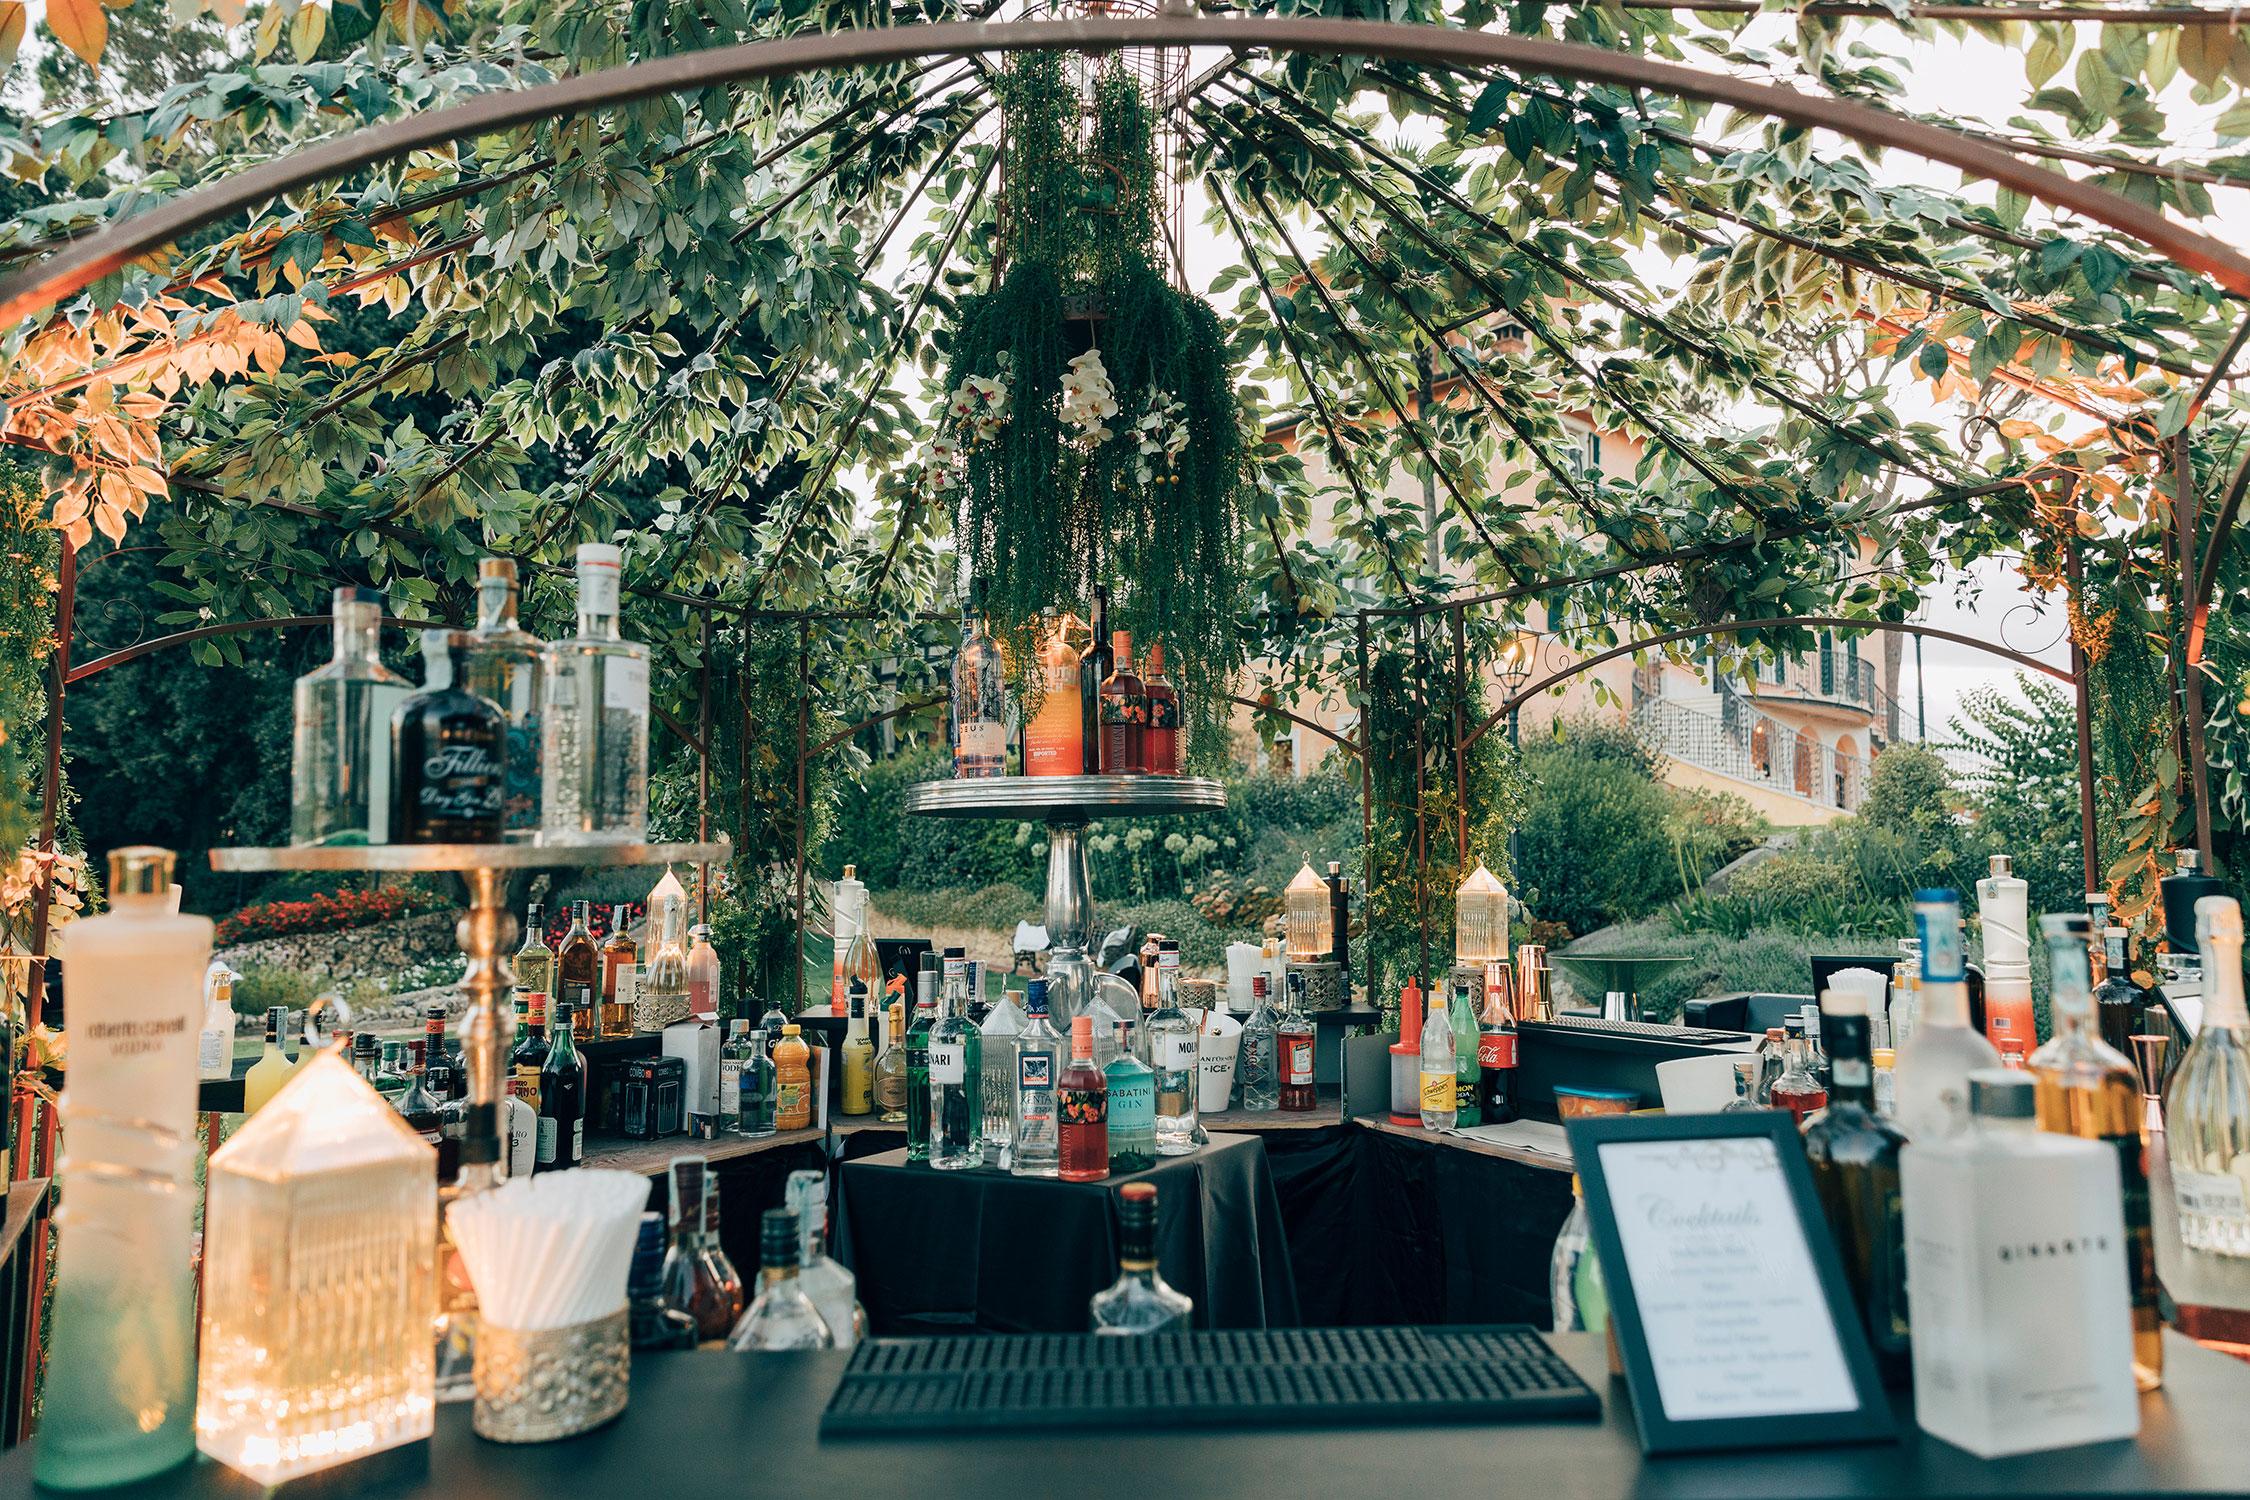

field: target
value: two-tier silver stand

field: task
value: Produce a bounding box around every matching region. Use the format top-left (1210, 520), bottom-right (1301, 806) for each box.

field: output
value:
top-left (210, 836), bottom-right (730, 1395)
top-left (900, 776), bottom-right (1224, 1027)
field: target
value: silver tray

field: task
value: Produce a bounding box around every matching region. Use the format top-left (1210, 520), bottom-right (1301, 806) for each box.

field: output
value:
top-left (209, 837), bottom-right (731, 874)
top-left (902, 775), bottom-right (1225, 821)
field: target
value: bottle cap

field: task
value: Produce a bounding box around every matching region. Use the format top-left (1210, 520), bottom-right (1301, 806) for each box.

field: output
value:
top-left (1026, 978), bottom-right (1049, 1015)
top-left (576, 542), bottom-right (622, 572)
top-left (782, 1023), bottom-right (802, 1037)
top-left (107, 844), bottom-right (175, 896)
top-left (1988, 854), bottom-right (2013, 877)
top-left (761, 1207), bottom-right (802, 1268)
top-left (1968, 1069), bottom-right (2035, 1119)
top-left (478, 557), bottom-right (517, 584)
top-left (1872, 1047), bottom-right (1894, 1067)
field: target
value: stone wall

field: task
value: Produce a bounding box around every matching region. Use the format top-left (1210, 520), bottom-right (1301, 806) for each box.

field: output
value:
top-left (216, 910), bottom-right (458, 984)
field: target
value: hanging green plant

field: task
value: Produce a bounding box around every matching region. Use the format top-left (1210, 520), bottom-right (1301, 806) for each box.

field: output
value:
top-left (934, 53), bottom-right (1246, 765)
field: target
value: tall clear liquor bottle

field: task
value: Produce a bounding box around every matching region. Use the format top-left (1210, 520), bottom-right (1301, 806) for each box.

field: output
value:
top-left (737, 1028), bottom-right (777, 1138)
top-left (637, 900), bottom-right (688, 1034)
top-left (719, 1019), bottom-right (751, 1126)
top-left (541, 542), bottom-right (649, 842)
top-left (1061, 1017), bottom-right (1111, 1182)
top-left (1079, 584), bottom-right (1113, 771)
top-left (784, 1170), bottom-right (866, 1349)
top-left (948, 587), bottom-right (1010, 779)
top-left (1098, 631), bottom-right (1146, 775)
top-left (536, 1001), bottom-right (585, 1172)
top-left (292, 585), bottom-right (411, 845)
top-left (2031, 913), bottom-right (2162, 1391)
top-left (905, 959), bottom-right (938, 1162)
top-left (1278, 970), bottom-right (1317, 1112)
top-left (514, 901), bottom-right (554, 1012)
top-left (928, 968), bottom-right (985, 1170)
top-left (1104, 1020), bottom-right (1156, 1173)
top-left (980, 979), bottom-right (1027, 1166)
top-left (2164, 895), bottom-right (2250, 1258)
top-left (1893, 889), bottom-right (2000, 1141)
top-left (1237, 973), bottom-right (1279, 1112)
top-left (1013, 979), bottom-right (1064, 1178)
top-left (1802, 985), bottom-right (1911, 1386)
top-left (392, 629), bottom-right (507, 844)
top-left (556, 900), bottom-right (599, 1016)
top-left (461, 556), bottom-right (545, 840)
top-left (1146, 944), bottom-right (1198, 1155)
top-left (393, 1039), bottom-right (444, 1152)
top-left (1091, 1182), bottom-right (1193, 1334)
top-left (659, 1157), bottom-right (738, 1345)
top-left (727, 1210), bottom-right (835, 1352)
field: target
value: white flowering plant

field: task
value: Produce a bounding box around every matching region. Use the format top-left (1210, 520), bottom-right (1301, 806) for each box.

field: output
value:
top-left (1132, 388), bottom-right (1190, 487)
top-left (1059, 348), bottom-right (1119, 444)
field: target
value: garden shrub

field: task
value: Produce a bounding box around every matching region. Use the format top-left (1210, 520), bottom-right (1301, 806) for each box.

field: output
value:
top-left (216, 884), bottom-right (443, 946)
top-left (1516, 733), bottom-right (1687, 936)
top-left (230, 964), bottom-right (321, 1018)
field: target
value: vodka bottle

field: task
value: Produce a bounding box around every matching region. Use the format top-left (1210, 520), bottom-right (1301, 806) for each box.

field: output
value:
top-left (737, 1028), bottom-right (777, 1138)
top-left (36, 847), bottom-right (209, 1490)
top-left (719, 1019), bottom-right (750, 1125)
top-left (1090, 1182), bottom-right (1193, 1334)
top-left (784, 1170), bottom-right (866, 1350)
top-left (1146, 945), bottom-right (1198, 1155)
top-left (541, 542), bottom-right (649, 842)
top-left (2165, 895), bottom-right (2250, 1258)
top-left (290, 586), bottom-right (410, 845)
top-left (1012, 979), bottom-right (1064, 1178)
top-left (928, 969), bottom-right (985, 1170)
top-left (728, 1210), bottom-right (835, 1352)
top-left (460, 556), bottom-right (545, 840)
top-left (980, 980), bottom-right (1027, 1166)
top-left (1419, 988), bottom-right (1457, 1131)
top-left (948, 588), bottom-right (1010, 778)
top-left (1236, 973), bottom-right (1279, 1111)
top-left (1893, 889), bottom-right (2000, 1141)
top-left (2032, 913), bottom-right (2162, 1391)
top-left (1104, 1021), bottom-right (1157, 1172)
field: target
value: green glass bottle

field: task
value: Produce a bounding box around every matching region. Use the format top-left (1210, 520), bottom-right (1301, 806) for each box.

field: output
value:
top-left (1450, 979), bottom-right (1481, 1127)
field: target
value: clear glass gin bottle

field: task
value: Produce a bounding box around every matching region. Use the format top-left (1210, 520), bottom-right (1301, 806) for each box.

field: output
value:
top-left (460, 557), bottom-right (545, 841)
top-left (727, 1209), bottom-right (835, 1352)
top-left (2165, 895), bottom-right (2250, 1258)
top-left (1090, 1182), bottom-right (1193, 1334)
top-left (541, 543), bottom-right (649, 842)
top-left (1146, 945), bottom-right (1199, 1155)
top-left (291, 586), bottom-right (410, 845)
top-left (929, 969), bottom-right (985, 1170)
top-left (784, 1171), bottom-right (865, 1349)
top-left (980, 980), bottom-right (1027, 1167)
top-left (1013, 979), bottom-right (1064, 1178)
top-left (1237, 973), bottom-right (1279, 1112)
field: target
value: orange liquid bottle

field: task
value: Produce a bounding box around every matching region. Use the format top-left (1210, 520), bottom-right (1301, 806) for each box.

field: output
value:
top-left (774, 1024), bottom-right (813, 1130)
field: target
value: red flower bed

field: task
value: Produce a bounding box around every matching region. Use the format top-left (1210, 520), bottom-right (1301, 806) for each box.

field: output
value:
top-left (217, 887), bottom-right (430, 946)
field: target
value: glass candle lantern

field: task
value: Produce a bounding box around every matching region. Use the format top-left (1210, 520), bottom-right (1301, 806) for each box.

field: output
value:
top-left (1284, 863), bottom-right (1333, 963)
top-left (198, 1050), bottom-right (436, 1484)
top-left (1455, 862), bottom-right (1509, 966)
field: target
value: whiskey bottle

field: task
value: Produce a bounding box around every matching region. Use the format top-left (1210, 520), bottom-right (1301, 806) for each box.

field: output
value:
top-left (659, 1157), bottom-right (738, 1344)
top-left (948, 586), bottom-right (1010, 779)
top-left (2163, 895), bottom-right (2250, 1258)
top-left (390, 630), bottom-right (506, 844)
top-left (510, 990), bottom-right (549, 1112)
top-left (290, 585), bottom-right (410, 845)
top-left (1801, 985), bottom-right (1911, 1385)
top-left (1140, 641), bottom-right (1179, 775)
top-left (556, 901), bottom-right (599, 1016)
top-left (2031, 913), bottom-right (2162, 1391)
top-left (1090, 1182), bottom-right (1193, 1334)
top-left (460, 556), bottom-right (545, 841)
top-left (1097, 631), bottom-right (1146, 775)
top-left (928, 969), bottom-right (985, 1170)
top-left (601, 903), bottom-right (638, 1036)
top-left (1079, 584), bottom-right (1113, 772)
top-left (541, 542), bottom-right (649, 842)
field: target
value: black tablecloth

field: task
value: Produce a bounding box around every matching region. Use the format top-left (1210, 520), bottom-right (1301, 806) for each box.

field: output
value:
top-left (834, 1131), bottom-right (1300, 1334)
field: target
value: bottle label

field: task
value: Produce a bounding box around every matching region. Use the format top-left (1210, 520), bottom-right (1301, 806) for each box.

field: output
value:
top-left (534, 1115), bottom-right (557, 1162)
top-left (2176, 1168), bottom-right (2250, 1224)
top-left (571, 1118), bottom-right (583, 1161)
top-left (1019, 1053), bottom-right (1054, 1090)
top-left (1834, 1054), bottom-right (1870, 1088)
top-left (1158, 1034), bottom-right (1197, 1071)
top-left (414, 737), bottom-right (506, 824)
top-left (1420, 1072), bottom-right (1454, 1112)
top-left (1477, 1032), bottom-right (1517, 1070)
top-left (198, 1028), bottom-right (229, 1075)
top-left (602, 653), bottom-right (648, 712)
top-left (1282, 1035), bottom-right (1314, 1086)
top-left (956, 722), bottom-right (1006, 759)
top-left (777, 1081), bottom-right (807, 1119)
top-left (1061, 1085), bottom-right (1107, 1129)
top-left (931, 1041), bottom-right (966, 1085)
top-left (720, 1060), bottom-right (742, 1115)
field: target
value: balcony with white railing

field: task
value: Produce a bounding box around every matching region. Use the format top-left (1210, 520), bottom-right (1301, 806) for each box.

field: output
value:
top-left (1739, 647), bottom-right (1901, 734)
top-left (1634, 697), bottom-right (1872, 812)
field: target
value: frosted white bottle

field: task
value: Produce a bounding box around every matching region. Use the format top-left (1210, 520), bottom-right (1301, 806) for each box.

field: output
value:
top-left (1894, 889), bottom-right (2000, 1141)
top-left (502, 1082), bottom-right (538, 1181)
top-left (1902, 1069), bottom-right (2138, 1458)
top-left (37, 847), bottom-right (211, 1490)
top-left (196, 963), bottom-right (236, 1080)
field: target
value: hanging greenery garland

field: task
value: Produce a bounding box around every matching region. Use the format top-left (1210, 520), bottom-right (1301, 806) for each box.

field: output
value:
top-left (934, 51), bottom-right (1246, 764)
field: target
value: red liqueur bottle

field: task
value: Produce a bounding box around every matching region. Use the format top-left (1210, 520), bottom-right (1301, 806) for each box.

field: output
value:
top-left (1140, 642), bottom-right (1179, 775)
top-left (1059, 1017), bottom-right (1110, 1182)
top-left (1098, 631), bottom-right (1145, 775)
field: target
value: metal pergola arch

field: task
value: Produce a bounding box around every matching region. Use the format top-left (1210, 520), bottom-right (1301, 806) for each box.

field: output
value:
top-left (8, 12), bottom-right (2241, 1006)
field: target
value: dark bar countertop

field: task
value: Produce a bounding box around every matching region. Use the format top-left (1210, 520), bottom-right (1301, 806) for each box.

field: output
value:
top-left (9, 1330), bottom-right (2248, 1498)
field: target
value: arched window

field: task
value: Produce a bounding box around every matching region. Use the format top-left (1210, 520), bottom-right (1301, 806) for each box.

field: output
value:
top-left (1835, 735), bottom-right (1861, 808)
top-left (1750, 720), bottom-right (1772, 776)
top-left (1793, 730), bottom-right (1817, 797)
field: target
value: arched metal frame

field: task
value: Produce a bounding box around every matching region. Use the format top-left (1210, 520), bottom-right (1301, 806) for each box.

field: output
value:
top-left (12, 13), bottom-right (2234, 1012)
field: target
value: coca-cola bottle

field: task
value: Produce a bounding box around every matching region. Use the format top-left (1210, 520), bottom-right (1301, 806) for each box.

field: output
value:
top-left (392, 629), bottom-right (506, 843)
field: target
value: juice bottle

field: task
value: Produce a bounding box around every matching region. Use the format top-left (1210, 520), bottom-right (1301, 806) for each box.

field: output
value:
top-left (774, 1024), bottom-right (813, 1130)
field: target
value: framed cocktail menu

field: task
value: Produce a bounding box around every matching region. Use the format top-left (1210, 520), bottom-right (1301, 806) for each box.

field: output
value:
top-left (1565, 1111), bottom-right (1895, 1455)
